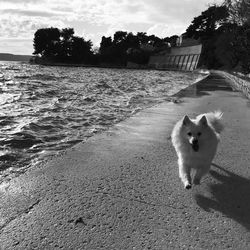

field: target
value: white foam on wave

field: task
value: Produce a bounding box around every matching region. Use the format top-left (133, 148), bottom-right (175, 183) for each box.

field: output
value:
top-left (0, 93), bottom-right (21, 105)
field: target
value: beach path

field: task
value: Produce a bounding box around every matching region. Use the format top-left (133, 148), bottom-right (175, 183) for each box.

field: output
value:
top-left (0, 72), bottom-right (250, 249)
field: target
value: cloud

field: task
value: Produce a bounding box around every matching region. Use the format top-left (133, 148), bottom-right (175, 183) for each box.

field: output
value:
top-left (70, 0), bottom-right (150, 25)
top-left (123, 3), bottom-right (144, 14)
top-left (141, 0), bottom-right (223, 23)
top-left (146, 24), bottom-right (182, 38)
top-left (1, 9), bottom-right (59, 17)
top-left (0, 0), bottom-right (42, 2)
top-left (0, 0), bottom-right (224, 55)
top-left (0, 15), bottom-right (65, 39)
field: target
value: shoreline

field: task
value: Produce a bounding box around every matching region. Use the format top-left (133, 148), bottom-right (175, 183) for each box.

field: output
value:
top-left (29, 59), bottom-right (196, 72)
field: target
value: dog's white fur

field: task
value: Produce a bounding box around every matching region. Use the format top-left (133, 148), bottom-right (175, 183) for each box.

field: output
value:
top-left (171, 111), bottom-right (223, 189)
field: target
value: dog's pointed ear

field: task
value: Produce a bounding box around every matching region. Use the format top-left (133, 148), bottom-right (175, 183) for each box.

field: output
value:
top-left (199, 115), bottom-right (207, 126)
top-left (183, 115), bottom-right (191, 126)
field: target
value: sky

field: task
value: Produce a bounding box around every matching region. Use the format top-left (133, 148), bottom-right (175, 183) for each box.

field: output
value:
top-left (0, 0), bottom-right (223, 55)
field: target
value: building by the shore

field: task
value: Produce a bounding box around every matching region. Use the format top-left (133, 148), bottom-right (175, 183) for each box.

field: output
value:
top-left (148, 36), bottom-right (202, 71)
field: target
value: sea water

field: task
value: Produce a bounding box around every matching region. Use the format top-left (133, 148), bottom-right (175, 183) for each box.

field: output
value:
top-left (0, 61), bottom-right (206, 182)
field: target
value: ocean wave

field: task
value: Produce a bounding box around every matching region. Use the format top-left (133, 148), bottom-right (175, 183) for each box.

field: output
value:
top-left (2, 132), bottom-right (42, 149)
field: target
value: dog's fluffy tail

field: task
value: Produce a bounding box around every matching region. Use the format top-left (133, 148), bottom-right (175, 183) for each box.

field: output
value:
top-left (198, 111), bottom-right (224, 134)
top-left (210, 111), bottom-right (224, 134)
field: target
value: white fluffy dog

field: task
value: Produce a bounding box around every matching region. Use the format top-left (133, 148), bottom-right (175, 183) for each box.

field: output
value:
top-left (171, 111), bottom-right (223, 189)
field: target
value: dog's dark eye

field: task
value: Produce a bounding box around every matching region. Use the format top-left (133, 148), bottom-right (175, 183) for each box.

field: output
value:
top-left (187, 132), bottom-right (192, 136)
top-left (197, 132), bottom-right (202, 136)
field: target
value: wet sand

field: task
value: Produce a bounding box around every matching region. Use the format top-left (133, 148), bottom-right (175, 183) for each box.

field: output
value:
top-left (0, 71), bottom-right (250, 249)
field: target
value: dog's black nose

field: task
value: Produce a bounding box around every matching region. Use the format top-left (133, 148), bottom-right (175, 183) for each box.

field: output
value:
top-left (192, 139), bottom-right (199, 152)
top-left (192, 139), bottom-right (198, 145)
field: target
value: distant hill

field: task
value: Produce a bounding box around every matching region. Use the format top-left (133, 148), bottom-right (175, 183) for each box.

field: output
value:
top-left (0, 53), bottom-right (31, 62)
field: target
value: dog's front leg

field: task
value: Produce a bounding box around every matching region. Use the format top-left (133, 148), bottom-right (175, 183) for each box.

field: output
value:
top-left (178, 159), bottom-right (192, 189)
top-left (193, 166), bottom-right (210, 185)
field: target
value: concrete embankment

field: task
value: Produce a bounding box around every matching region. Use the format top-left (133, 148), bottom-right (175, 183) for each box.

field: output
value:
top-left (217, 70), bottom-right (250, 99)
top-left (0, 72), bottom-right (250, 249)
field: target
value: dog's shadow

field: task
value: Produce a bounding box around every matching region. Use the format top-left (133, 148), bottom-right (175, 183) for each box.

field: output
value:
top-left (195, 163), bottom-right (250, 231)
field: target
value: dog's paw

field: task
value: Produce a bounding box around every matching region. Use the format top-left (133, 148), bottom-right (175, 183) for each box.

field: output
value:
top-left (185, 184), bottom-right (192, 189)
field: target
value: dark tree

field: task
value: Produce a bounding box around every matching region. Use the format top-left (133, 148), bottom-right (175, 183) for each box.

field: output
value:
top-left (99, 36), bottom-right (112, 55)
top-left (71, 37), bottom-right (93, 63)
top-left (113, 31), bottom-right (128, 44)
top-left (214, 23), bottom-right (239, 68)
top-left (223, 0), bottom-right (250, 25)
top-left (234, 23), bottom-right (250, 73)
top-left (99, 31), bottom-right (137, 65)
top-left (136, 32), bottom-right (148, 45)
top-left (59, 28), bottom-right (75, 60)
top-left (61, 28), bottom-right (74, 41)
top-left (33, 27), bottom-right (61, 57)
top-left (185, 5), bottom-right (229, 68)
top-left (33, 27), bottom-right (93, 64)
top-left (125, 32), bottom-right (140, 49)
top-left (186, 5), bottom-right (229, 40)
top-left (127, 48), bottom-right (150, 64)
top-left (168, 35), bottom-right (179, 47)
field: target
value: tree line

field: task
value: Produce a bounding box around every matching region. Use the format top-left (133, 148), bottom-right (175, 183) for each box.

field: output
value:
top-left (33, 28), bottom-right (177, 66)
top-left (33, 0), bottom-right (250, 73)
